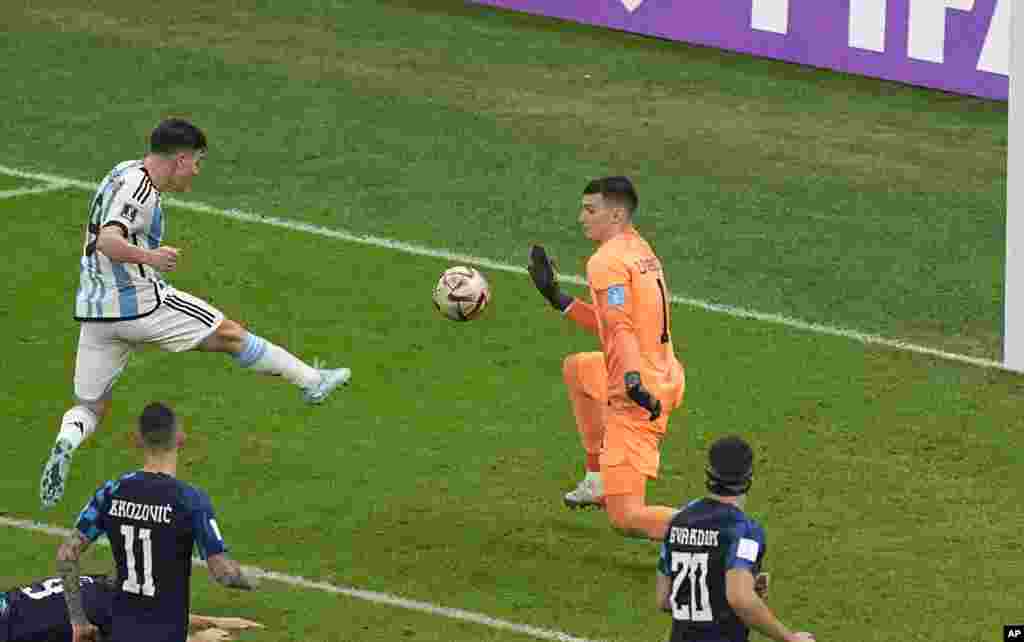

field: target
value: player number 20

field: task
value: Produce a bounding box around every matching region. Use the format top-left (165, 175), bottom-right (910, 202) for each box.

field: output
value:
top-left (121, 525), bottom-right (157, 597)
top-left (670, 551), bottom-right (713, 622)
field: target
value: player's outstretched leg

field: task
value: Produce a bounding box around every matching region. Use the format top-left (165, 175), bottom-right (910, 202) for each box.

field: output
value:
top-left (605, 493), bottom-right (678, 541)
top-left (200, 319), bottom-right (351, 405)
top-left (562, 353), bottom-right (607, 509)
top-left (40, 405), bottom-right (101, 508)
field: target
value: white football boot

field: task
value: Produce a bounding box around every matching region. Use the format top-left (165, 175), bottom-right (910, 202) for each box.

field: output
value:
top-left (303, 367), bottom-right (352, 405)
top-left (40, 438), bottom-right (74, 509)
top-left (563, 474), bottom-right (605, 509)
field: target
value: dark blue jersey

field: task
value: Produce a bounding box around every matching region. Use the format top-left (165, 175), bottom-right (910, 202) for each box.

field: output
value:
top-left (1, 575), bottom-right (113, 642)
top-left (658, 499), bottom-right (767, 642)
top-left (74, 471), bottom-right (227, 642)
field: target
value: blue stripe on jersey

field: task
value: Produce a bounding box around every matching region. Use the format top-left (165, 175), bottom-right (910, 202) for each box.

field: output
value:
top-left (91, 260), bottom-right (106, 317)
top-left (110, 262), bottom-right (138, 317)
top-left (148, 205), bottom-right (163, 248)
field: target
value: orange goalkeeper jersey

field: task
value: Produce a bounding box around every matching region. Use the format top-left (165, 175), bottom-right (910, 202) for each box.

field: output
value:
top-left (567, 227), bottom-right (684, 406)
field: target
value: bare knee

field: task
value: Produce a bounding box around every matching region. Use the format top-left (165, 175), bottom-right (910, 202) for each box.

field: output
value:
top-left (607, 509), bottom-right (632, 535)
top-left (201, 319), bottom-right (248, 354)
top-left (605, 495), bottom-right (652, 539)
top-left (605, 499), bottom-right (635, 533)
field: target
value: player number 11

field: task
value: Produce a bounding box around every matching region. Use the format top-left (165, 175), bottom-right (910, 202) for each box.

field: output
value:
top-left (121, 524), bottom-right (157, 597)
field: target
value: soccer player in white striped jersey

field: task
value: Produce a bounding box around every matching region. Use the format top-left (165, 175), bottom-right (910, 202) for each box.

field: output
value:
top-left (39, 118), bottom-right (351, 508)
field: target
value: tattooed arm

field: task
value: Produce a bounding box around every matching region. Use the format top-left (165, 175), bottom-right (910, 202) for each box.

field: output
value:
top-left (57, 531), bottom-right (98, 642)
top-left (206, 553), bottom-right (258, 590)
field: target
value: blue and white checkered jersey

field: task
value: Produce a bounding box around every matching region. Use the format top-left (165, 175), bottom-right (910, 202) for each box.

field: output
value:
top-left (75, 160), bottom-right (167, 321)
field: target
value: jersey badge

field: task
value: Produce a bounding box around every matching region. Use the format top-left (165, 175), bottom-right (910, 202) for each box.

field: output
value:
top-left (607, 285), bottom-right (626, 306)
top-left (737, 537), bottom-right (760, 562)
top-left (118, 204), bottom-right (138, 223)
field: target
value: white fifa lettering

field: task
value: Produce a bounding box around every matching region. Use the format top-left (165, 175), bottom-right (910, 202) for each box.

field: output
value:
top-left (977, 0), bottom-right (1009, 75)
top-left (751, 0), bottom-right (789, 35)
top-left (849, 0), bottom-right (888, 53)
top-left (908, 0), bottom-right (975, 64)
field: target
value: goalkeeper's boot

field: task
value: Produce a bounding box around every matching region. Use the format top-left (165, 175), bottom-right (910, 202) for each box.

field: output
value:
top-left (303, 367), bottom-right (352, 405)
top-left (40, 438), bottom-right (73, 509)
top-left (563, 474), bottom-right (605, 509)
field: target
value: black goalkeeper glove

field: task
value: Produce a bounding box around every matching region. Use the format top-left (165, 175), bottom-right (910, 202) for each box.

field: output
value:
top-left (528, 245), bottom-right (574, 312)
top-left (625, 371), bottom-right (662, 421)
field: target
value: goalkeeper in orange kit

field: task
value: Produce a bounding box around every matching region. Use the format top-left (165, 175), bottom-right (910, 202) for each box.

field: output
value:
top-left (529, 176), bottom-right (686, 540)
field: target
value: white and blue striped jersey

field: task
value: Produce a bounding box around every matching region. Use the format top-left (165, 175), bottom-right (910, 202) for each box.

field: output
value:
top-left (75, 160), bottom-right (167, 321)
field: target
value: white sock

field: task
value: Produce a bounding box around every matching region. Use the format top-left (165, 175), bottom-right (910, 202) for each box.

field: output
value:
top-left (56, 406), bottom-right (98, 453)
top-left (234, 332), bottom-right (320, 389)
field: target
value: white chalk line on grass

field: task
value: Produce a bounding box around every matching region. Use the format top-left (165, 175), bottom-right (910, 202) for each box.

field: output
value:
top-left (0, 516), bottom-right (603, 642)
top-left (0, 163), bottom-right (1009, 373)
top-left (0, 183), bottom-right (72, 199)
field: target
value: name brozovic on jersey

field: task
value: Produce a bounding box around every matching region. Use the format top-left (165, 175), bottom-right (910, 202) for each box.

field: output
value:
top-left (75, 160), bottom-right (166, 321)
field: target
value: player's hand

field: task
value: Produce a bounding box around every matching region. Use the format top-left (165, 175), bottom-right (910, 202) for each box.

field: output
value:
top-left (71, 622), bottom-right (99, 642)
top-left (200, 617), bottom-right (265, 630)
top-left (191, 628), bottom-right (233, 642)
top-left (754, 572), bottom-right (770, 598)
top-left (528, 245), bottom-right (573, 311)
top-left (625, 371), bottom-right (662, 421)
top-left (784, 633), bottom-right (815, 642)
top-left (150, 246), bottom-right (181, 272)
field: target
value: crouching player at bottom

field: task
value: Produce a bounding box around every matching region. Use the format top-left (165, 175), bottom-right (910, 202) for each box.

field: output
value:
top-left (56, 402), bottom-right (258, 642)
top-left (0, 574), bottom-right (263, 642)
top-left (656, 436), bottom-right (815, 642)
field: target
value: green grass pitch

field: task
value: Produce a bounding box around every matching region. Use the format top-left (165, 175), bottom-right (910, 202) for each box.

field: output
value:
top-left (1, 1), bottom-right (1021, 641)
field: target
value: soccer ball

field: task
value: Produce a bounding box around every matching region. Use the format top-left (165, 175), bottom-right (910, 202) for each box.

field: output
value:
top-left (432, 266), bottom-right (491, 321)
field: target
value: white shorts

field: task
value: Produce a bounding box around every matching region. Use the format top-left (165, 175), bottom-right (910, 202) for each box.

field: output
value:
top-left (74, 288), bottom-right (225, 402)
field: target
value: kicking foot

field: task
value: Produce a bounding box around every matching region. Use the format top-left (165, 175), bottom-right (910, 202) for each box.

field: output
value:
top-left (303, 368), bottom-right (352, 405)
top-left (563, 476), bottom-right (605, 510)
top-left (40, 438), bottom-right (74, 509)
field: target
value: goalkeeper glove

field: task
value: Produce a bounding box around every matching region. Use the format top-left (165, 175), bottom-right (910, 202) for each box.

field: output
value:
top-left (528, 245), bottom-right (574, 312)
top-left (625, 371), bottom-right (662, 421)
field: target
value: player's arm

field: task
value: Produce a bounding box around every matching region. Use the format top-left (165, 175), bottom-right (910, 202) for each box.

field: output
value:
top-left (57, 531), bottom-right (99, 642)
top-left (724, 526), bottom-right (812, 642)
top-left (594, 286), bottom-right (661, 420)
top-left (655, 572), bottom-right (672, 612)
top-left (95, 226), bottom-right (179, 271)
top-left (190, 614), bottom-right (264, 630)
top-left (655, 543), bottom-right (673, 612)
top-left (206, 554), bottom-right (258, 590)
top-left (726, 569), bottom-right (814, 642)
top-left (60, 483), bottom-right (115, 642)
top-left (528, 245), bottom-right (601, 334)
top-left (189, 490), bottom-right (258, 591)
top-left (95, 180), bottom-right (179, 270)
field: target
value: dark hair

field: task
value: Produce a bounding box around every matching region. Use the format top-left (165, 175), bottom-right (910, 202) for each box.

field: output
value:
top-left (150, 119), bottom-right (207, 156)
top-left (138, 402), bottom-right (178, 451)
top-left (583, 176), bottom-right (639, 217)
top-left (706, 435), bottom-right (754, 496)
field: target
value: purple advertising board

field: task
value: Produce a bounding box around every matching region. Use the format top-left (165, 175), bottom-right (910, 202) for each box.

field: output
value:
top-left (472, 0), bottom-right (1009, 101)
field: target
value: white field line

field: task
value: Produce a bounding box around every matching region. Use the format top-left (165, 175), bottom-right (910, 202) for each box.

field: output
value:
top-left (0, 516), bottom-right (604, 642)
top-left (0, 163), bottom-right (1009, 372)
top-left (0, 183), bottom-right (71, 199)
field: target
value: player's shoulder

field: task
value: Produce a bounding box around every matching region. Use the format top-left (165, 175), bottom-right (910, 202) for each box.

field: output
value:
top-left (174, 479), bottom-right (214, 511)
top-left (728, 508), bottom-right (766, 543)
top-left (109, 161), bottom-right (158, 206)
top-left (90, 475), bottom-right (128, 501)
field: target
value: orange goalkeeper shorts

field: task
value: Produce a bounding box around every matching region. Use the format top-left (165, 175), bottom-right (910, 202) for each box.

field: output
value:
top-left (600, 375), bottom-right (685, 497)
